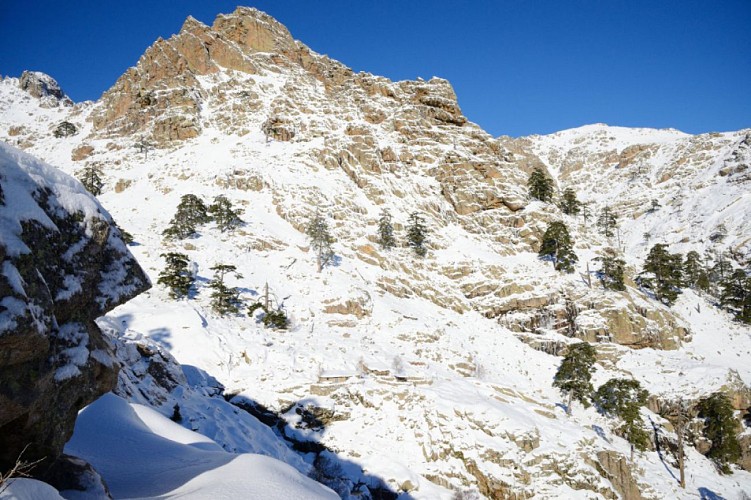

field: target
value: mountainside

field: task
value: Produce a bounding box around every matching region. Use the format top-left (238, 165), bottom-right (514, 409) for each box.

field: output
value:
top-left (1, 6), bottom-right (750, 499)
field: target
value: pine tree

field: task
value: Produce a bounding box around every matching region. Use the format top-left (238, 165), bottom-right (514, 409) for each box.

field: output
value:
top-left (720, 269), bottom-right (751, 324)
top-left (553, 342), bottom-right (597, 415)
top-left (538, 221), bottom-right (578, 273)
top-left (697, 392), bottom-right (742, 473)
top-left (581, 202), bottom-right (591, 224)
top-left (262, 309), bottom-right (289, 329)
top-left (163, 194), bottom-right (209, 240)
top-left (638, 244), bottom-right (683, 305)
top-left (208, 195), bottom-right (244, 232)
top-left (647, 199), bottom-right (661, 213)
top-left (208, 264), bottom-right (243, 315)
top-left (306, 211), bottom-right (335, 272)
top-left (597, 206), bottom-right (618, 239)
top-left (710, 254), bottom-right (734, 285)
top-left (376, 209), bottom-right (396, 250)
top-left (76, 165), bottom-right (104, 196)
top-left (560, 188), bottom-right (581, 216)
top-left (683, 251), bottom-right (709, 291)
top-left (527, 167), bottom-right (554, 202)
top-left (406, 211), bottom-right (428, 258)
top-left (157, 252), bottom-right (194, 299)
top-left (593, 379), bottom-right (650, 452)
top-left (596, 251), bottom-right (626, 291)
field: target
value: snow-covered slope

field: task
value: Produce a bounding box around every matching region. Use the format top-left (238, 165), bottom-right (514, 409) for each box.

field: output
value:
top-left (1, 6), bottom-right (750, 499)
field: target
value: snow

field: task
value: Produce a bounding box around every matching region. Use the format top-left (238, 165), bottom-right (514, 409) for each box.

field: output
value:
top-left (64, 393), bottom-right (337, 499)
top-left (0, 478), bottom-right (64, 500)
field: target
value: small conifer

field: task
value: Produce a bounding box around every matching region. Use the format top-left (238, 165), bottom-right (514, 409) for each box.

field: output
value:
top-left (697, 392), bottom-right (742, 473)
top-left (528, 167), bottom-right (554, 202)
top-left (163, 194), bottom-right (209, 240)
top-left (406, 212), bottom-right (428, 257)
top-left (538, 221), bottom-right (578, 273)
top-left (208, 195), bottom-right (244, 232)
top-left (596, 251), bottom-right (626, 291)
top-left (377, 209), bottom-right (396, 250)
top-left (720, 269), bottom-right (751, 324)
top-left (594, 379), bottom-right (650, 452)
top-left (560, 188), bottom-right (581, 216)
top-left (637, 244), bottom-right (683, 305)
top-left (553, 342), bottom-right (597, 415)
top-left (157, 252), bottom-right (194, 299)
top-left (597, 206), bottom-right (618, 239)
top-left (306, 211), bottom-right (335, 272)
top-left (76, 165), bottom-right (104, 196)
top-left (208, 264), bottom-right (243, 315)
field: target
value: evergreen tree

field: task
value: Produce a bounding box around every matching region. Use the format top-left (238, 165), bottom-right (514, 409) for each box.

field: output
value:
top-left (553, 342), bottom-right (597, 415)
top-left (596, 251), bottom-right (626, 291)
top-left (262, 308), bottom-right (289, 329)
top-left (376, 209), bottom-right (396, 250)
top-left (710, 254), bottom-right (734, 285)
top-left (527, 167), bottom-right (554, 202)
top-left (560, 188), bottom-right (581, 216)
top-left (597, 206), bottom-right (618, 239)
top-left (76, 165), bottom-right (104, 196)
top-left (157, 252), bottom-right (194, 299)
top-left (720, 269), bottom-right (751, 324)
top-left (594, 379), bottom-right (650, 452)
top-left (647, 199), bottom-right (661, 213)
top-left (306, 211), bottom-right (335, 272)
top-left (538, 221), bottom-right (578, 273)
top-left (709, 223), bottom-right (728, 243)
top-left (638, 244), bottom-right (683, 305)
top-left (406, 211), bottom-right (428, 258)
top-left (683, 251), bottom-right (709, 291)
top-left (208, 195), bottom-right (244, 232)
top-left (208, 264), bottom-right (243, 315)
top-left (163, 194), bottom-right (209, 240)
top-left (697, 392), bottom-right (742, 473)
top-left (581, 203), bottom-right (591, 224)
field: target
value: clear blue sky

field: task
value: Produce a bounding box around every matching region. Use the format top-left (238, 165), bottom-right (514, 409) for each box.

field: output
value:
top-left (1, 1), bottom-right (749, 137)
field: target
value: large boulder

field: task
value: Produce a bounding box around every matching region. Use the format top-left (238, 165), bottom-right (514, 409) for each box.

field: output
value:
top-left (0, 143), bottom-right (149, 474)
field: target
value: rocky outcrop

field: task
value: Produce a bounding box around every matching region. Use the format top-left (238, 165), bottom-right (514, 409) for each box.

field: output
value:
top-left (18, 71), bottom-right (72, 107)
top-left (0, 144), bottom-right (149, 474)
top-left (595, 451), bottom-right (645, 500)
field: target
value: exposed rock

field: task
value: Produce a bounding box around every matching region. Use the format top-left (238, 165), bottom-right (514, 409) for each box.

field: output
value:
top-left (0, 144), bottom-right (150, 472)
top-left (71, 144), bottom-right (95, 161)
top-left (18, 71), bottom-right (72, 107)
top-left (595, 451), bottom-right (645, 500)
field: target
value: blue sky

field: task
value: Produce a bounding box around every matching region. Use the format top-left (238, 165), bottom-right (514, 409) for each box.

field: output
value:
top-left (1, 1), bottom-right (749, 137)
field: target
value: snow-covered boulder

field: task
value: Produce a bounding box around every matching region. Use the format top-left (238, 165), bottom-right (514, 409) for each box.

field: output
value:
top-left (0, 143), bottom-right (149, 477)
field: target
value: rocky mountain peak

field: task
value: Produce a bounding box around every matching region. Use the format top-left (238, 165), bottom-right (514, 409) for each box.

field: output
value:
top-left (89, 7), bottom-right (469, 145)
top-left (18, 71), bottom-right (72, 107)
top-left (211, 6), bottom-right (297, 55)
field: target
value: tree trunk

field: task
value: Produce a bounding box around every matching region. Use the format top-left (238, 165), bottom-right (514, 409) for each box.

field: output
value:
top-left (677, 403), bottom-right (686, 488)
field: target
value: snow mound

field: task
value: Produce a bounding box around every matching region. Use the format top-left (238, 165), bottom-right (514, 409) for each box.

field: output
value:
top-left (64, 393), bottom-right (337, 500)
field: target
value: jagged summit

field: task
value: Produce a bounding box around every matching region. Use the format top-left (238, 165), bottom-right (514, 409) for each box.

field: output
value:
top-left (17, 70), bottom-right (72, 107)
top-left (89, 6), bottom-right (467, 144)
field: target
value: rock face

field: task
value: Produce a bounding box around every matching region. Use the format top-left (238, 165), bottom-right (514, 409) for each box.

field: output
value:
top-left (0, 143), bottom-right (149, 473)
